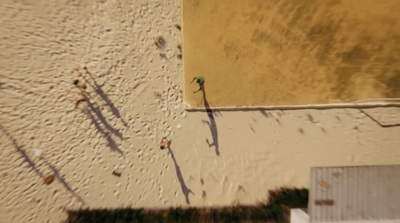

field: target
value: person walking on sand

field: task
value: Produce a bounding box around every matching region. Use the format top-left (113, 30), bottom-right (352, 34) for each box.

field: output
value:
top-left (191, 76), bottom-right (205, 93)
top-left (160, 137), bottom-right (171, 150)
top-left (71, 78), bottom-right (88, 109)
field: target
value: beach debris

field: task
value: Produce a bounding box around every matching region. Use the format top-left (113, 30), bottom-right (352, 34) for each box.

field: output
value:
top-left (154, 36), bottom-right (166, 48)
top-left (112, 170), bottom-right (122, 177)
top-left (177, 44), bottom-right (182, 52)
top-left (177, 54), bottom-right (182, 60)
top-left (159, 53), bottom-right (168, 59)
top-left (154, 91), bottom-right (162, 98)
top-left (34, 149), bottom-right (41, 157)
top-left (298, 128), bottom-right (304, 134)
top-left (318, 180), bottom-right (330, 190)
top-left (44, 175), bottom-right (55, 185)
top-left (174, 24), bottom-right (181, 31)
top-left (176, 124), bottom-right (182, 129)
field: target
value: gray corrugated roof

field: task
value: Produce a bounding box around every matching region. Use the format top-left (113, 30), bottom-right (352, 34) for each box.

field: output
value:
top-left (309, 165), bottom-right (400, 222)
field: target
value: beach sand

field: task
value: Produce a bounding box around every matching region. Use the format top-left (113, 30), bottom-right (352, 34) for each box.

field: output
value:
top-left (1, 0), bottom-right (400, 222)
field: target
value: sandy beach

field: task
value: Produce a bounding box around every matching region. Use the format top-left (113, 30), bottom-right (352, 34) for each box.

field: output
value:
top-left (1, 0), bottom-right (400, 222)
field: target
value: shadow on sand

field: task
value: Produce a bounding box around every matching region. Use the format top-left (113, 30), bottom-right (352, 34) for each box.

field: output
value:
top-left (45, 160), bottom-right (86, 204)
top-left (75, 69), bottom-right (125, 155)
top-left (359, 108), bottom-right (400, 128)
top-left (83, 68), bottom-right (128, 127)
top-left (1, 125), bottom-right (86, 205)
top-left (82, 94), bottom-right (124, 155)
top-left (1, 125), bottom-right (44, 178)
top-left (200, 85), bottom-right (220, 156)
top-left (167, 146), bottom-right (193, 204)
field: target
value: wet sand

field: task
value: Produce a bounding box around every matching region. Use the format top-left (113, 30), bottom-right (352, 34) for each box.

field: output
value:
top-left (183, 0), bottom-right (400, 107)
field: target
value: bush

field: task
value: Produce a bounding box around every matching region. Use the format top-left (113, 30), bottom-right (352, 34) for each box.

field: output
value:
top-left (66, 188), bottom-right (308, 223)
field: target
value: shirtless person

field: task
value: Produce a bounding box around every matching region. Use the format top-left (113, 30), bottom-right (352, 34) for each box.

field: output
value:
top-left (72, 79), bottom-right (88, 108)
top-left (160, 137), bottom-right (171, 150)
top-left (73, 92), bottom-right (86, 108)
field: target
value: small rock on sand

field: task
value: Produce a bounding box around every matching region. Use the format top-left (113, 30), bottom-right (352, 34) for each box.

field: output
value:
top-left (112, 170), bottom-right (122, 177)
top-left (44, 175), bottom-right (55, 185)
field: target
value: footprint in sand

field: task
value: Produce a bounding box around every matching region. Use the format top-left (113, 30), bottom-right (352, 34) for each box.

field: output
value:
top-left (81, 155), bottom-right (88, 162)
top-left (180, 111), bottom-right (187, 118)
top-left (188, 176), bottom-right (196, 183)
top-left (150, 181), bottom-right (156, 190)
top-left (222, 176), bottom-right (232, 192)
top-left (149, 157), bottom-right (155, 163)
top-left (164, 110), bottom-right (171, 117)
top-left (207, 173), bottom-right (219, 183)
top-left (53, 190), bottom-right (59, 199)
top-left (162, 162), bottom-right (168, 168)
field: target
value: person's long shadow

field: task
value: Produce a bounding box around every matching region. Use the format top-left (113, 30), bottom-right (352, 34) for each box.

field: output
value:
top-left (1, 125), bottom-right (44, 178)
top-left (201, 85), bottom-right (220, 156)
top-left (44, 160), bottom-right (86, 204)
top-left (167, 146), bottom-right (193, 204)
top-left (82, 100), bottom-right (124, 155)
top-left (78, 91), bottom-right (123, 155)
top-left (83, 93), bottom-right (123, 140)
top-left (82, 68), bottom-right (128, 127)
top-left (1, 125), bottom-right (86, 205)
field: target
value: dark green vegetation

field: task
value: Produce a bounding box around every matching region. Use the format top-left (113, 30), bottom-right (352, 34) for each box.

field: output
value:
top-left (66, 188), bottom-right (308, 223)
